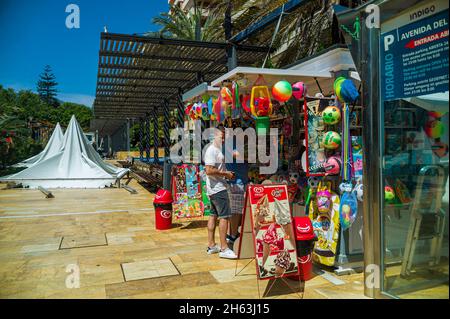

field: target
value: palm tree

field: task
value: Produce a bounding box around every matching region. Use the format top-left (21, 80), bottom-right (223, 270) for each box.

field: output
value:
top-left (150, 3), bottom-right (224, 41)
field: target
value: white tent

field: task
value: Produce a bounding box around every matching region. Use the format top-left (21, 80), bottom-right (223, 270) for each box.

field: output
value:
top-left (14, 122), bottom-right (64, 168)
top-left (2, 115), bottom-right (128, 188)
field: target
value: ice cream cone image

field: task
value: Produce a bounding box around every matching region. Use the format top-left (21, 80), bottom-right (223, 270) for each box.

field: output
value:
top-left (274, 249), bottom-right (291, 278)
top-left (274, 265), bottom-right (284, 277)
top-left (262, 242), bottom-right (271, 267)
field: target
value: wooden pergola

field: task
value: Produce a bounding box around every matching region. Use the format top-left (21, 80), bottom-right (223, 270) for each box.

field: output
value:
top-left (91, 32), bottom-right (270, 163)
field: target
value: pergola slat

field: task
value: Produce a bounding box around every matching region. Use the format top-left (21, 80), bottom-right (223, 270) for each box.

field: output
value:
top-left (92, 32), bottom-right (270, 135)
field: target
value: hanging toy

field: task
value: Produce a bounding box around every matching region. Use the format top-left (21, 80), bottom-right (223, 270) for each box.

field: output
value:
top-left (250, 86), bottom-right (272, 135)
top-left (322, 105), bottom-right (341, 125)
top-left (340, 101), bottom-right (353, 182)
top-left (292, 82), bottom-right (307, 100)
top-left (340, 190), bottom-right (358, 230)
top-left (432, 141), bottom-right (449, 158)
top-left (220, 87), bottom-right (232, 103)
top-left (340, 79), bottom-right (359, 103)
top-left (316, 189), bottom-right (332, 214)
top-left (200, 103), bottom-right (210, 120)
top-left (394, 179), bottom-right (412, 204)
top-left (324, 156), bottom-right (342, 175)
top-left (333, 77), bottom-right (346, 101)
top-left (354, 183), bottom-right (363, 202)
top-left (201, 94), bottom-right (210, 103)
top-left (322, 131), bottom-right (341, 149)
top-left (424, 119), bottom-right (445, 139)
top-left (283, 118), bottom-right (292, 137)
top-left (231, 81), bottom-right (241, 118)
top-left (384, 186), bottom-right (396, 203)
top-left (241, 94), bottom-right (252, 115)
top-left (308, 176), bottom-right (321, 189)
top-left (272, 80), bottom-right (292, 102)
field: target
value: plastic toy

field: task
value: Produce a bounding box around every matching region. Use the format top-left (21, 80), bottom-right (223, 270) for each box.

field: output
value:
top-left (254, 97), bottom-right (271, 116)
top-left (322, 106), bottom-right (341, 125)
top-left (272, 80), bottom-right (292, 102)
top-left (322, 131), bottom-right (341, 149)
top-left (308, 176), bottom-right (320, 188)
top-left (316, 189), bottom-right (332, 214)
top-left (354, 183), bottom-right (363, 202)
top-left (339, 79), bottom-right (359, 103)
top-left (324, 156), bottom-right (342, 175)
top-left (424, 119), bottom-right (445, 139)
top-left (292, 82), bottom-right (306, 100)
top-left (220, 87), bottom-right (232, 103)
top-left (384, 186), bottom-right (395, 202)
top-left (340, 191), bottom-right (358, 230)
top-left (432, 142), bottom-right (449, 158)
top-left (250, 86), bottom-right (273, 135)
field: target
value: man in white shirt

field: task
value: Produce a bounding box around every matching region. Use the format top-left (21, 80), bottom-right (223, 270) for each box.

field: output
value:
top-left (204, 125), bottom-right (237, 259)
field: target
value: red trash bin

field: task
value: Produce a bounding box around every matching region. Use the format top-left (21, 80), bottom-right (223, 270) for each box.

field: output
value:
top-left (292, 216), bottom-right (316, 281)
top-left (153, 189), bottom-right (173, 230)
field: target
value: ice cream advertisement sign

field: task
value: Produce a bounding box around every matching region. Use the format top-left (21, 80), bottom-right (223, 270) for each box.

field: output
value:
top-left (244, 184), bottom-right (299, 280)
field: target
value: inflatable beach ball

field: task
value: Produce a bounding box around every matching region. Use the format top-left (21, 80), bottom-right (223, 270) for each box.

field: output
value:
top-left (424, 120), bottom-right (445, 139)
top-left (322, 106), bottom-right (341, 125)
top-left (292, 82), bottom-right (307, 100)
top-left (322, 131), bottom-right (341, 149)
top-left (272, 80), bottom-right (292, 102)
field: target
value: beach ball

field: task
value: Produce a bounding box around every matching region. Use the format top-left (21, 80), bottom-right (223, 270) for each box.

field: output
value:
top-left (324, 156), bottom-right (342, 175)
top-left (322, 106), bottom-right (341, 125)
top-left (292, 82), bottom-right (307, 100)
top-left (333, 77), bottom-right (346, 99)
top-left (220, 87), bottom-right (232, 103)
top-left (428, 111), bottom-right (447, 118)
top-left (385, 186), bottom-right (395, 202)
top-left (322, 131), bottom-right (341, 149)
top-left (272, 80), bottom-right (292, 102)
top-left (424, 120), bottom-right (445, 139)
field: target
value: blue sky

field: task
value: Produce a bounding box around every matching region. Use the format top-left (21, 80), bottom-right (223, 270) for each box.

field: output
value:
top-left (0, 0), bottom-right (168, 107)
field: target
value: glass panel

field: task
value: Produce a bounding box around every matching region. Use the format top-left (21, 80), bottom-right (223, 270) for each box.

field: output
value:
top-left (380, 94), bottom-right (449, 298)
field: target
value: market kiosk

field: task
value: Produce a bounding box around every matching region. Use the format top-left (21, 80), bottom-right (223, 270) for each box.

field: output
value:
top-left (179, 66), bottom-right (365, 287)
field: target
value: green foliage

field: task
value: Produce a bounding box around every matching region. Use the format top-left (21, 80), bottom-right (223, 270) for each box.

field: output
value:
top-left (151, 4), bottom-right (224, 41)
top-left (37, 65), bottom-right (59, 107)
top-left (0, 85), bottom-right (92, 168)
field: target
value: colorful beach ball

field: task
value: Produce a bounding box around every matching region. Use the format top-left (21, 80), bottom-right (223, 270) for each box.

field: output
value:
top-left (322, 106), bottom-right (341, 125)
top-left (424, 120), bottom-right (445, 139)
top-left (322, 131), bottom-right (341, 149)
top-left (292, 82), bottom-right (307, 100)
top-left (272, 80), bottom-right (292, 102)
top-left (333, 77), bottom-right (346, 99)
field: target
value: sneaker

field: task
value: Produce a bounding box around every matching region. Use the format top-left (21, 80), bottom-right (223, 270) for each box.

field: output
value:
top-left (219, 248), bottom-right (238, 259)
top-left (226, 232), bottom-right (240, 244)
top-left (207, 245), bottom-right (220, 255)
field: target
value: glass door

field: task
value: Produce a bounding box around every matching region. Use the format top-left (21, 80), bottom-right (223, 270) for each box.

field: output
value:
top-left (379, 2), bottom-right (449, 298)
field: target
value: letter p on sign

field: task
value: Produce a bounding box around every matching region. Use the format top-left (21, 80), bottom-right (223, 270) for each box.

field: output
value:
top-left (384, 35), bottom-right (395, 51)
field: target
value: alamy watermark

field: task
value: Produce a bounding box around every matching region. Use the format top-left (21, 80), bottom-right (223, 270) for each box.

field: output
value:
top-left (65, 4), bottom-right (80, 29)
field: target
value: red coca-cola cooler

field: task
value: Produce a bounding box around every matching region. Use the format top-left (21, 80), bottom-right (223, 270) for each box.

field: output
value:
top-left (153, 189), bottom-right (173, 230)
top-left (292, 216), bottom-right (316, 281)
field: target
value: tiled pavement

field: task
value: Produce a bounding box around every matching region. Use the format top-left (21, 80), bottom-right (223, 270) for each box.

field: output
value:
top-left (0, 180), bottom-right (369, 299)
